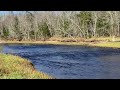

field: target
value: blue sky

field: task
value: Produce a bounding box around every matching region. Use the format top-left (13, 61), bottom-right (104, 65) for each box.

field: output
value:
top-left (0, 11), bottom-right (71, 16)
top-left (0, 11), bottom-right (16, 15)
top-left (0, 11), bottom-right (26, 15)
top-left (0, 11), bottom-right (8, 15)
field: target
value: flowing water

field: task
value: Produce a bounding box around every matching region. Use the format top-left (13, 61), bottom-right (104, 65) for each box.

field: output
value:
top-left (2, 44), bottom-right (120, 79)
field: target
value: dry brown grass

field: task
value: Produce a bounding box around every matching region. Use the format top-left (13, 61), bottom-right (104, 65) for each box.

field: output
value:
top-left (1, 37), bottom-right (120, 48)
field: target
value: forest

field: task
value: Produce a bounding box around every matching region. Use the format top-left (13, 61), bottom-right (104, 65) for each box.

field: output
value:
top-left (1, 11), bottom-right (120, 79)
top-left (0, 11), bottom-right (120, 41)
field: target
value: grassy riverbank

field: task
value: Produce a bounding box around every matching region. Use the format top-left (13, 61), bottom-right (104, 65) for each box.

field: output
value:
top-left (1, 37), bottom-right (120, 48)
top-left (91, 42), bottom-right (120, 48)
top-left (0, 54), bottom-right (53, 79)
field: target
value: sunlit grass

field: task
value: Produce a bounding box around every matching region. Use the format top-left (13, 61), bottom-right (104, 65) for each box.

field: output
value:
top-left (0, 54), bottom-right (53, 79)
top-left (91, 42), bottom-right (120, 48)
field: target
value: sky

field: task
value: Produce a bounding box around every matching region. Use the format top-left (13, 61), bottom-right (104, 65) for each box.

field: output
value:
top-left (0, 11), bottom-right (20, 15)
top-left (0, 11), bottom-right (47, 15)
top-left (0, 11), bottom-right (79, 16)
top-left (0, 11), bottom-right (63, 16)
top-left (0, 11), bottom-right (8, 15)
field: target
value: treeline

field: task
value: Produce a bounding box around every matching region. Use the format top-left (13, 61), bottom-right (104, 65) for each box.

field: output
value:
top-left (0, 11), bottom-right (120, 41)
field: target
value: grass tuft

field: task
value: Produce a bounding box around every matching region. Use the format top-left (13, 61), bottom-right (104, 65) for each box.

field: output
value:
top-left (0, 54), bottom-right (53, 79)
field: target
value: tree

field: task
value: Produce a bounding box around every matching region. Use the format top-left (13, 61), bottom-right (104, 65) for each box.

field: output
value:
top-left (0, 11), bottom-right (120, 41)
top-left (14, 15), bottom-right (23, 41)
top-left (25, 11), bottom-right (35, 40)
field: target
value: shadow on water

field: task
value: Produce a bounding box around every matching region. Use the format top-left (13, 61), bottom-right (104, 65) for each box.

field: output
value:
top-left (2, 43), bottom-right (120, 79)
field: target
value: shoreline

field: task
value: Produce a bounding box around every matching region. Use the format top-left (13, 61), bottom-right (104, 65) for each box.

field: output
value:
top-left (0, 40), bottom-right (120, 49)
top-left (0, 54), bottom-right (53, 79)
top-left (0, 39), bottom-right (120, 79)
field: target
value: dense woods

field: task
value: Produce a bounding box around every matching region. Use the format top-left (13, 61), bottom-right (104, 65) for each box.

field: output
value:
top-left (0, 11), bottom-right (120, 41)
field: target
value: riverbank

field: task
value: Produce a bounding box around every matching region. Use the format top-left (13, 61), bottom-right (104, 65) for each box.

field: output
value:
top-left (0, 37), bottom-right (120, 48)
top-left (0, 54), bottom-right (53, 79)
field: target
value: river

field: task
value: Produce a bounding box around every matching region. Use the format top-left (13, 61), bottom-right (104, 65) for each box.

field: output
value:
top-left (2, 44), bottom-right (120, 79)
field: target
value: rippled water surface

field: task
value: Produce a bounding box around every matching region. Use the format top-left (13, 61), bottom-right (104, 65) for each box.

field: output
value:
top-left (2, 44), bottom-right (120, 79)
